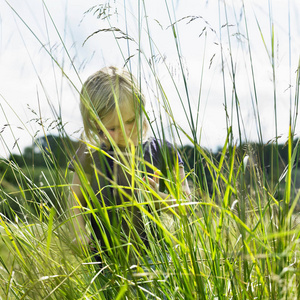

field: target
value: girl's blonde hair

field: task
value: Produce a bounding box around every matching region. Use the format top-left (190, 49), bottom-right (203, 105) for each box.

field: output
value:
top-left (80, 66), bottom-right (148, 146)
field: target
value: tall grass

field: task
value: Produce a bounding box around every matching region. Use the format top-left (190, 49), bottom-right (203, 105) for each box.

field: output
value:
top-left (1, 0), bottom-right (300, 299)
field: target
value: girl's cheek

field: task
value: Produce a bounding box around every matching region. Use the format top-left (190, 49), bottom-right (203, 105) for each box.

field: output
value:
top-left (131, 123), bottom-right (137, 132)
top-left (107, 131), bottom-right (117, 141)
top-left (111, 132), bottom-right (118, 141)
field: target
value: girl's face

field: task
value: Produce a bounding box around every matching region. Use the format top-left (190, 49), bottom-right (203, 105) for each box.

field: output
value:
top-left (101, 102), bottom-right (139, 148)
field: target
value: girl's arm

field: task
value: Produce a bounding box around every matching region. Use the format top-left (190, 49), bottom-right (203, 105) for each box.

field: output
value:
top-left (68, 172), bottom-right (91, 246)
top-left (146, 165), bottom-right (191, 214)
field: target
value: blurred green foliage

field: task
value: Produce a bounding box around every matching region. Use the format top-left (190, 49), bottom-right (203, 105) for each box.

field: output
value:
top-left (0, 135), bottom-right (78, 221)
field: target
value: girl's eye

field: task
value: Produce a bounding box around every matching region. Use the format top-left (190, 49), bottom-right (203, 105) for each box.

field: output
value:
top-left (126, 118), bottom-right (135, 124)
top-left (108, 128), bottom-right (115, 132)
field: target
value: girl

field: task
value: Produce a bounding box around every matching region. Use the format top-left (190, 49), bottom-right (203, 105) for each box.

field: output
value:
top-left (68, 66), bottom-right (190, 265)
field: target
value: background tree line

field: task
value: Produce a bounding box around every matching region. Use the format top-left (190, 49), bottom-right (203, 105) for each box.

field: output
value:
top-left (1, 135), bottom-right (300, 222)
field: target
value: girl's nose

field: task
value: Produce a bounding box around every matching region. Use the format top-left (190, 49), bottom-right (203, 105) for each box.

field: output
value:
top-left (125, 126), bottom-right (132, 136)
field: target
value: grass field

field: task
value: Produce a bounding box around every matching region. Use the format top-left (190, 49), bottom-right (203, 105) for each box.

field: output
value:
top-left (1, 0), bottom-right (300, 299)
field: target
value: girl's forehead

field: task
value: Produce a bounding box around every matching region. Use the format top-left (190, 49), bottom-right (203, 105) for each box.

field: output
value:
top-left (101, 103), bottom-right (137, 126)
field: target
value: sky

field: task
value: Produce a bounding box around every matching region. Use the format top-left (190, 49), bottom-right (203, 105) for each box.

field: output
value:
top-left (0, 0), bottom-right (300, 158)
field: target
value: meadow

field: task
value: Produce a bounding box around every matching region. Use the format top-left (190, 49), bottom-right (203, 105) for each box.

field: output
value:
top-left (1, 1), bottom-right (300, 299)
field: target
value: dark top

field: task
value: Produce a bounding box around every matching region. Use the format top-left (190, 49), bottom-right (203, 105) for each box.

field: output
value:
top-left (69, 137), bottom-right (183, 253)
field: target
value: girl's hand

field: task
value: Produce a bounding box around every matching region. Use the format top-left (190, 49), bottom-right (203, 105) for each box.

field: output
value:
top-left (143, 171), bottom-right (169, 200)
top-left (72, 234), bottom-right (92, 249)
top-left (143, 168), bottom-right (192, 216)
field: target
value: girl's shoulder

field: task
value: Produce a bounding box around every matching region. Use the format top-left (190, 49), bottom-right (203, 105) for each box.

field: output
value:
top-left (143, 136), bottom-right (174, 150)
top-left (142, 137), bottom-right (183, 165)
top-left (68, 143), bottom-right (92, 173)
top-left (69, 142), bottom-right (114, 174)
